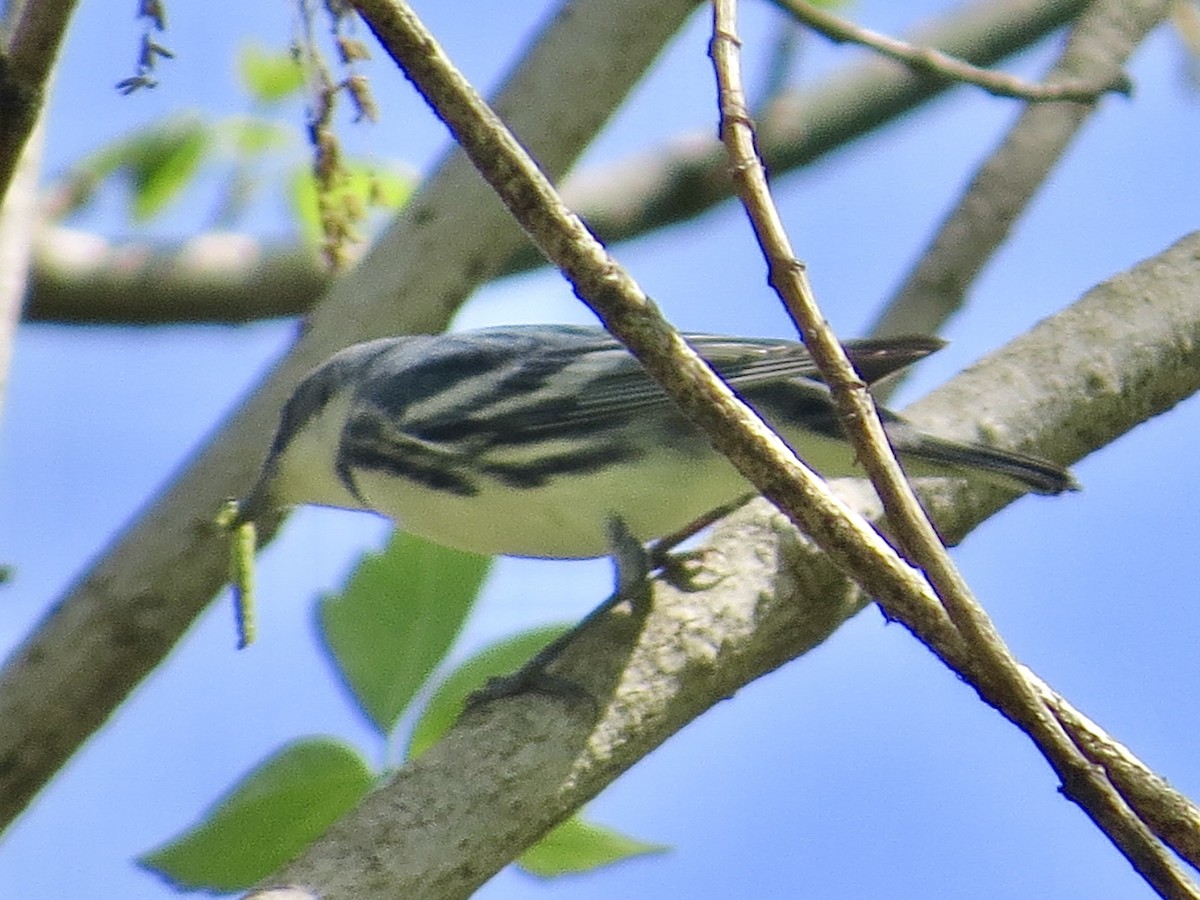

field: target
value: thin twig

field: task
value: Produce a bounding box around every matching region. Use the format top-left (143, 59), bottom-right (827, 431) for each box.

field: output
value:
top-left (1027, 668), bottom-right (1200, 870)
top-left (775, 0), bottom-right (1130, 101)
top-left (869, 0), bottom-right (1172, 350)
top-left (0, 0), bottom-right (700, 835)
top-left (23, 0), bottom-right (1095, 327)
top-left (709, 0), bottom-right (1195, 896)
top-left (266, 227), bottom-right (1200, 896)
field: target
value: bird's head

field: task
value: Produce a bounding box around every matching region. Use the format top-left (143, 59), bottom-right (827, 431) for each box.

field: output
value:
top-left (231, 339), bottom-right (402, 526)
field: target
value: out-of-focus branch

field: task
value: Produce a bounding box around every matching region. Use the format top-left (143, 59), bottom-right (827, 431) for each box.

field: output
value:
top-left (0, 109), bottom-right (43, 420)
top-left (22, 0), bottom-right (1093, 326)
top-left (25, 228), bottom-right (327, 324)
top-left (870, 0), bottom-right (1172, 344)
top-left (0, 0), bottom-right (77, 200)
top-left (0, 0), bottom-right (701, 835)
top-left (265, 232), bottom-right (1200, 898)
top-left (777, 0), bottom-right (1130, 101)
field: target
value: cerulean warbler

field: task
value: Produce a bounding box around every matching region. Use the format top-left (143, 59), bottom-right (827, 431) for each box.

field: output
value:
top-left (234, 325), bottom-right (1076, 557)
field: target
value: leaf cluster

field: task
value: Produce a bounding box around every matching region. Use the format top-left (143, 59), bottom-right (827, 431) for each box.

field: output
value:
top-left (140, 533), bottom-right (663, 892)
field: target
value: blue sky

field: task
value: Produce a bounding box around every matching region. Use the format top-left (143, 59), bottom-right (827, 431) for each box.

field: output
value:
top-left (2, 1), bottom-right (1199, 897)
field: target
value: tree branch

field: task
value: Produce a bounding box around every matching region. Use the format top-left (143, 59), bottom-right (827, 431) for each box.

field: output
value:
top-left (870, 0), bottom-right (1171, 343)
top-left (0, 0), bottom-right (701, 835)
top-left (21, 0), bottom-right (1093, 326)
top-left (0, 106), bottom-right (43, 419)
top-left (711, 0), bottom-right (1187, 890)
top-left (26, 227), bottom-right (327, 324)
top-left (508, 0), bottom-right (1095, 275)
top-left (1027, 667), bottom-right (1200, 869)
top-left (776, 0), bottom-right (1129, 102)
top-left (263, 233), bottom-right (1200, 898)
top-left (0, 0), bottom-right (77, 200)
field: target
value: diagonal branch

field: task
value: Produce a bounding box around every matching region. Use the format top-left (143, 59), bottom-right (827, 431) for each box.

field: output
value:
top-left (263, 232), bottom-right (1200, 898)
top-left (510, 0), bottom-right (1096, 273)
top-left (0, 0), bottom-right (78, 200)
top-left (22, 0), bottom-right (1094, 326)
top-left (870, 0), bottom-right (1171, 344)
top-left (322, 0), bottom-right (1199, 893)
top-left (1027, 667), bottom-right (1200, 868)
top-left (0, 0), bottom-right (701, 835)
top-left (0, 107), bottom-right (44, 420)
top-left (710, 0), bottom-right (1188, 891)
top-left (776, 0), bottom-right (1129, 101)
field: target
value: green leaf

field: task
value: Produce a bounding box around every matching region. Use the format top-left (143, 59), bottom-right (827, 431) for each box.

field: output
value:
top-left (319, 531), bottom-right (492, 736)
top-left (124, 116), bottom-right (212, 220)
top-left (238, 43), bottom-right (305, 105)
top-left (519, 815), bottom-right (669, 877)
top-left (406, 625), bottom-right (569, 760)
top-left (60, 116), bottom-right (212, 221)
top-left (139, 738), bottom-right (373, 892)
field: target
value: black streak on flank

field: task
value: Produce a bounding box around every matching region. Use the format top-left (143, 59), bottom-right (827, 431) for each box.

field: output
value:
top-left (486, 442), bottom-right (642, 490)
top-left (339, 416), bottom-right (479, 497)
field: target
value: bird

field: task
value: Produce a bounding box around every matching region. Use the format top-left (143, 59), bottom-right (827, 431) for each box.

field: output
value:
top-left (232, 324), bottom-right (1077, 558)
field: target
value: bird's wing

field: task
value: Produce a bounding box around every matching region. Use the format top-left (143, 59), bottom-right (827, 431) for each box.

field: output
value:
top-left (562, 333), bottom-right (944, 426)
top-left (345, 327), bottom-right (943, 444)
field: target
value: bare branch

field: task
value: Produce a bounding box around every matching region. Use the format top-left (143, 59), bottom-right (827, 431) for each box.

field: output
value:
top-left (710, 0), bottom-right (1189, 891)
top-left (26, 227), bottom-right (327, 324)
top-left (0, 0), bottom-right (78, 200)
top-left (777, 0), bottom-right (1130, 102)
top-left (1028, 668), bottom-right (1200, 870)
top-left (513, 0), bottom-right (1096, 274)
top-left (22, 0), bottom-right (1093, 326)
top-left (870, 0), bottom-right (1172, 344)
top-left (0, 109), bottom-right (43, 420)
top-left (265, 232), bottom-right (1200, 898)
top-left (0, 0), bottom-right (700, 835)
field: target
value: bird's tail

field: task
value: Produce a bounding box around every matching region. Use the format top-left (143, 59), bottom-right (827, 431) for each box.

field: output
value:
top-left (905, 434), bottom-right (1079, 496)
